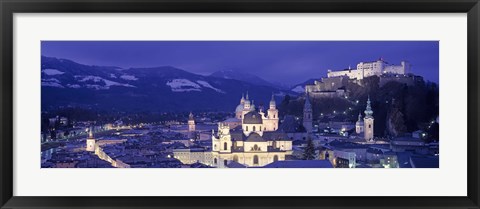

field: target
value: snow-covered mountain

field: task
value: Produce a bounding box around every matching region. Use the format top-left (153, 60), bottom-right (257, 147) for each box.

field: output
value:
top-left (41, 56), bottom-right (296, 112)
top-left (209, 70), bottom-right (287, 90)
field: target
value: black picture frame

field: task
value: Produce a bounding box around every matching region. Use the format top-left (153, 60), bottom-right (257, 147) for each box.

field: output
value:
top-left (1, 0), bottom-right (479, 208)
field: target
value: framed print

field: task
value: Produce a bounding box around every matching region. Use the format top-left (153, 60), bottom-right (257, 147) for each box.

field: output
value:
top-left (1, 0), bottom-right (479, 208)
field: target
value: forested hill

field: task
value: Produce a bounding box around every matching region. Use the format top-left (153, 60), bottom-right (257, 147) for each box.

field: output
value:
top-left (277, 75), bottom-right (439, 138)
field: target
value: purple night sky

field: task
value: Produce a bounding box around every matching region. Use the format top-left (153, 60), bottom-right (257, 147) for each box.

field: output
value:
top-left (41, 41), bottom-right (439, 86)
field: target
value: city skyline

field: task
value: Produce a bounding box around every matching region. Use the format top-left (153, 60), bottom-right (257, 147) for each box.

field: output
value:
top-left (41, 41), bottom-right (439, 169)
top-left (41, 41), bottom-right (439, 85)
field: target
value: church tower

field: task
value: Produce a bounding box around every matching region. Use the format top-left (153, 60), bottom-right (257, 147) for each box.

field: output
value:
top-left (188, 112), bottom-right (195, 132)
top-left (212, 123), bottom-right (232, 153)
top-left (240, 93), bottom-right (245, 105)
top-left (242, 92), bottom-right (252, 117)
top-left (303, 96), bottom-right (313, 133)
top-left (267, 94), bottom-right (279, 131)
top-left (355, 113), bottom-right (364, 134)
top-left (235, 94), bottom-right (246, 119)
top-left (86, 126), bottom-right (96, 152)
top-left (363, 96), bottom-right (374, 141)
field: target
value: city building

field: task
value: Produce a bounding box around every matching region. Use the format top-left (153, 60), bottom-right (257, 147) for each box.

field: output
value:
top-left (333, 150), bottom-right (357, 168)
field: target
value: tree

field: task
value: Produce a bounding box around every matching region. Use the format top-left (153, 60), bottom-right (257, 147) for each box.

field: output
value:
top-left (303, 136), bottom-right (316, 160)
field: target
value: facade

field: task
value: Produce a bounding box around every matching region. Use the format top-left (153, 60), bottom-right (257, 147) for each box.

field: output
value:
top-left (333, 150), bottom-right (356, 168)
top-left (86, 127), bottom-right (96, 152)
top-left (327, 59), bottom-right (409, 80)
top-left (173, 148), bottom-right (213, 165)
top-left (390, 136), bottom-right (428, 154)
top-left (382, 151), bottom-right (399, 168)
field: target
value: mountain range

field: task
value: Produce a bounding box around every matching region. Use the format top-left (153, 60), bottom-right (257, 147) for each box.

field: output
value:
top-left (41, 56), bottom-right (303, 112)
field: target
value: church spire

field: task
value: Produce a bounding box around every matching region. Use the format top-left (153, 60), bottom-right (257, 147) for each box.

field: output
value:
top-left (357, 112), bottom-right (362, 122)
top-left (88, 126), bottom-right (94, 139)
top-left (246, 91), bottom-right (249, 100)
top-left (269, 93), bottom-right (276, 109)
top-left (364, 96), bottom-right (373, 118)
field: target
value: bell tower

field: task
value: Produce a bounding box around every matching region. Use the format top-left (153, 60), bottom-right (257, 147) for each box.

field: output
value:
top-left (303, 96), bottom-right (313, 133)
top-left (86, 126), bottom-right (96, 152)
top-left (355, 113), bottom-right (364, 134)
top-left (267, 93), bottom-right (279, 131)
top-left (188, 112), bottom-right (195, 132)
top-left (363, 96), bottom-right (374, 141)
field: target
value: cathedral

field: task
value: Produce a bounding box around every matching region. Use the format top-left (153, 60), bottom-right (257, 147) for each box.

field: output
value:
top-left (173, 93), bottom-right (293, 168)
top-left (211, 93), bottom-right (293, 167)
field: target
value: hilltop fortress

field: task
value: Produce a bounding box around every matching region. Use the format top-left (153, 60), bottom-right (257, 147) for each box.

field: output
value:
top-left (305, 58), bottom-right (422, 98)
top-left (326, 58), bottom-right (409, 80)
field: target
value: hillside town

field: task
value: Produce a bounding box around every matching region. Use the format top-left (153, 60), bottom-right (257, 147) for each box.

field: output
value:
top-left (41, 58), bottom-right (439, 168)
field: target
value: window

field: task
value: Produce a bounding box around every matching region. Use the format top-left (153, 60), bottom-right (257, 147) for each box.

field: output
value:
top-left (253, 126), bottom-right (256, 131)
top-left (214, 158), bottom-right (217, 164)
top-left (253, 155), bottom-right (259, 165)
top-left (246, 126), bottom-right (248, 131)
top-left (224, 142), bottom-right (227, 150)
top-left (224, 160), bottom-right (228, 166)
top-left (273, 155), bottom-right (278, 162)
top-left (233, 155), bottom-right (238, 162)
top-left (253, 144), bottom-right (260, 151)
top-left (369, 124), bottom-right (371, 128)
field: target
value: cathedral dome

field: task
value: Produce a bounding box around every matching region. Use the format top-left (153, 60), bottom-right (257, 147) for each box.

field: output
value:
top-left (243, 111), bottom-right (263, 124)
top-left (235, 104), bottom-right (244, 113)
top-left (246, 132), bottom-right (265, 142)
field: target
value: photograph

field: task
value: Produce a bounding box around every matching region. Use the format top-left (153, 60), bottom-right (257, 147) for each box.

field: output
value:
top-left (40, 41), bottom-right (439, 169)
